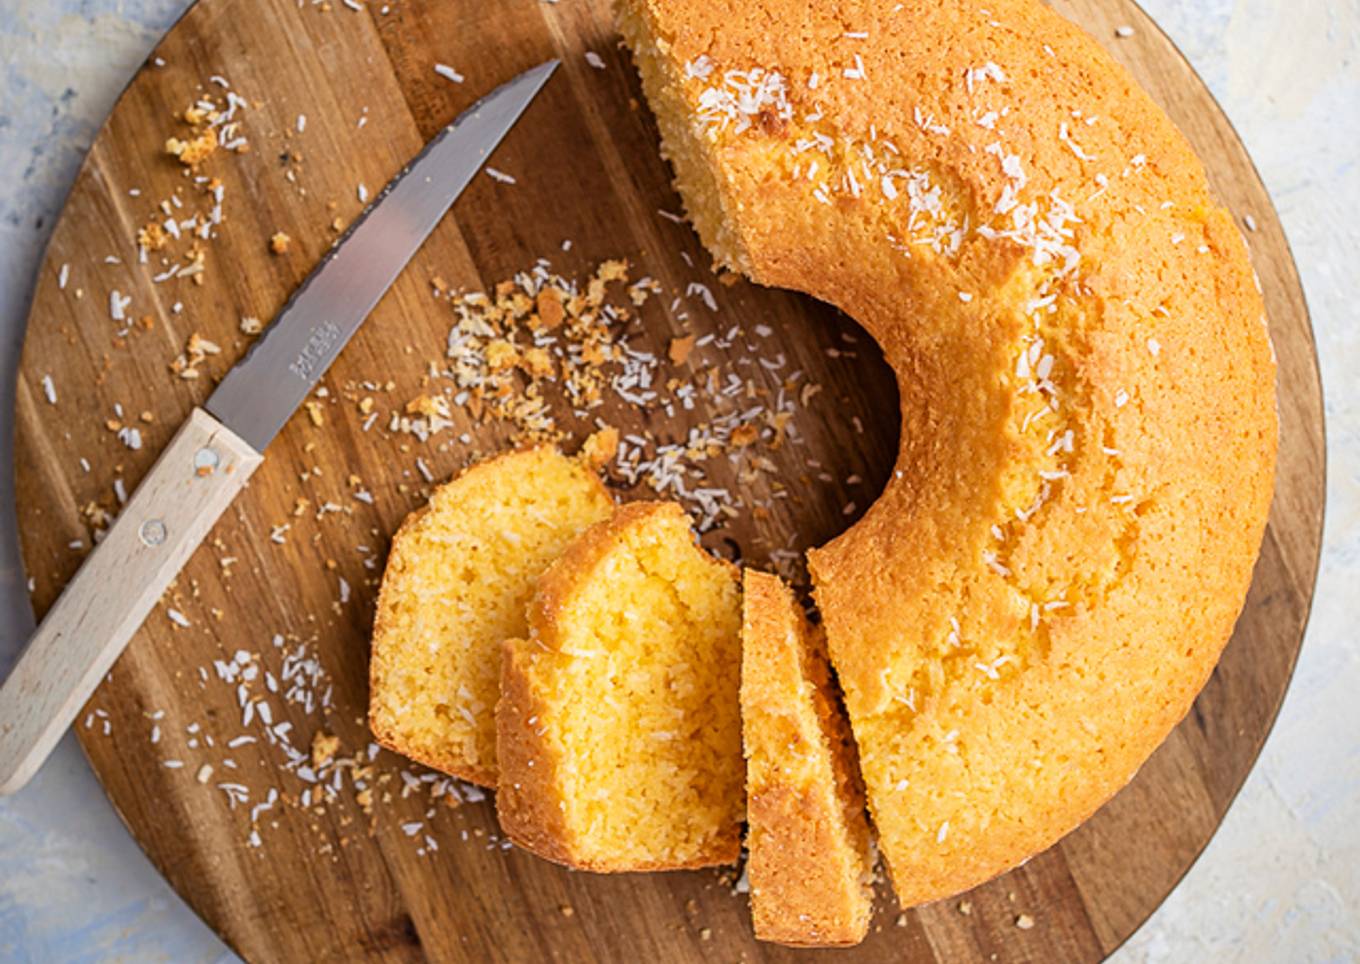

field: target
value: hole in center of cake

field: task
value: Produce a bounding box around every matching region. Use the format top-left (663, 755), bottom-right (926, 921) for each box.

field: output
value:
top-left (684, 287), bottom-right (901, 586)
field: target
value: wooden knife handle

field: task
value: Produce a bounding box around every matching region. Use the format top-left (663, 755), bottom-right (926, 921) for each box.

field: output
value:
top-left (0, 407), bottom-right (262, 795)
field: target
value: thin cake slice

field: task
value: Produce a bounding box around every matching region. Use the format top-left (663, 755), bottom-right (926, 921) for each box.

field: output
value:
top-left (369, 446), bottom-right (614, 786)
top-left (741, 571), bottom-right (874, 946)
top-left (497, 501), bottom-right (743, 871)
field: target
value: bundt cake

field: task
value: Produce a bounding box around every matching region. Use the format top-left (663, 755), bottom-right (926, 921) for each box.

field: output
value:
top-left (618, 0), bottom-right (1277, 906)
top-left (496, 501), bottom-right (744, 871)
top-left (741, 570), bottom-right (874, 947)
top-left (369, 446), bottom-right (614, 785)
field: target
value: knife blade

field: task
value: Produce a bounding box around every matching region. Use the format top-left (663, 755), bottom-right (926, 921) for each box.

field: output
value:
top-left (0, 60), bottom-right (558, 796)
top-left (209, 59), bottom-right (558, 451)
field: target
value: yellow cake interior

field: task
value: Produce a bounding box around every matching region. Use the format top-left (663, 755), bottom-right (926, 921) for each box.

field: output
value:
top-left (369, 446), bottom-right (613, 785)
top-left (498, 502), bottom-right (743, 870)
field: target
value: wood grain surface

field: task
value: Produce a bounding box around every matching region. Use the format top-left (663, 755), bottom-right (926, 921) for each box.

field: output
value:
top-left (0, 407), bottom-right (261, 794)
top-left (11, 0), bottom-right (1324, 961)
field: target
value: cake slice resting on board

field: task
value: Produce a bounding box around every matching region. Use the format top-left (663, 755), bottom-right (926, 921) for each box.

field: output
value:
top-left (741, 570), bottom-right (874, 946)
top-left (497, 501), bottom-right (744, 871)
top-left (369, 446), bottom-right (614, 786)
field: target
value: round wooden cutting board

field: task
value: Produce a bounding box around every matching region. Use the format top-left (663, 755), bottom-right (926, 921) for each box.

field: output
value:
top-left (12, 0), bottom-right (1324, 960)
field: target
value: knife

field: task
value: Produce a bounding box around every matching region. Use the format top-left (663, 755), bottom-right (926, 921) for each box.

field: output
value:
top-left (0, 60), bottom-right (558, 796)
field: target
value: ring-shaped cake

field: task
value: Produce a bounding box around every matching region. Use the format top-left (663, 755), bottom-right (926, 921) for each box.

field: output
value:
top-left (619, 0), bottom-right (1277, 906)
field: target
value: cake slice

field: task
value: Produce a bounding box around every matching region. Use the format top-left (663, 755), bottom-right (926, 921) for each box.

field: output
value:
top-left (741, 570), bottom-right (875, 946)
top-left (369, 446), bottom-right (614, 786)
top-left (497, 501), bottom-right (743, 871)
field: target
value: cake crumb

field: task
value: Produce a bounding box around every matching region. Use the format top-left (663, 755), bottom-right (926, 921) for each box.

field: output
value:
top-left (536, 288), bottom-right (566, 329)
top-left (521, 346), bottom-right (554, 378)
top-left (581, 426), bottom-right (619, 467)
top-left (165, 127), bottom-right (218, 167)
top-left (270, 232), bottom-right (292, 255)
top-left (311, 730), bottom-right (341, 769)
top-left (137, 222), bottom-right (169, 252)
top-left (405, 394), bottom-right (448, 420)
top-left (485, 339), bottom-right (518, 371)
top-left (1016, 913), bottom-right (1035, 930)
top-left (169, 332), bottom-right (221, 380)
top-left (668, 334), bottom-right (696, 365)
top-left (958, 900), bottom-right (973, 916)
top-left (730, 423), bottom-right (759, 447)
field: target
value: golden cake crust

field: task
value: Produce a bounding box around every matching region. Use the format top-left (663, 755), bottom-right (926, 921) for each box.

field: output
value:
top-left (496, 501), bottom-right (744, 872)
top-left (619, 0), bottom-right (1278, 906)
top-left (741, 571), bottom-right (874, 947)
top-left (369, 446), bottom-right (614, 786)
top-left (495, 636), bottom-right (577, 865)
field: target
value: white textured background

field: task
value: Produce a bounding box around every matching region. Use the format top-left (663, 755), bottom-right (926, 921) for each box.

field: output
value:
top-left (0, 1), bottom-right (1355, 961)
